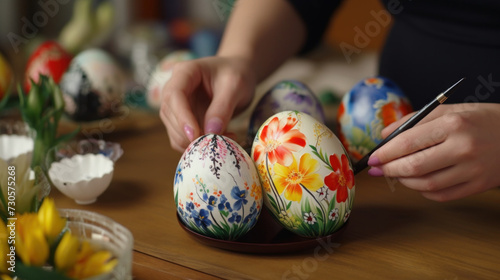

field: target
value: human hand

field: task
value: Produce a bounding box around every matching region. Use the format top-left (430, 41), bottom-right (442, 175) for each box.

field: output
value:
top-left (367, 103), bottom-right (500, 201)
top-left (160, 56), bottom-right (256, 152)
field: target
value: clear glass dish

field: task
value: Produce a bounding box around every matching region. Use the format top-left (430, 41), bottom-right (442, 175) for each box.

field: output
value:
top-left (59, 209), bottom-right (134, 280)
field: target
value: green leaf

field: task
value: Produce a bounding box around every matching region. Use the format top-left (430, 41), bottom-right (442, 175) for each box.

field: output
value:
top-left (15, 262), bottom-right (74, 280)
top-left (0, 84), bottom-right (12, 112)
top-left (54, 127), bottom-right (80, 146)
top-left (266, 194), bottom-right (278, 211)
top-left (286, 200), bottom-right (292, 210)
top-left (174, 189), bottom-right (179, 205)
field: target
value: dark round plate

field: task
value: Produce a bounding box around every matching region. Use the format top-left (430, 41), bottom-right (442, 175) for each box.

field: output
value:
top-left (176, 208), bottom-right (348, 254)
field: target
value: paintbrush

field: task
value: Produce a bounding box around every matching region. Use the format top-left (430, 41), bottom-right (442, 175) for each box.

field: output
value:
top-left (353, 77), bottom-right (466, 175)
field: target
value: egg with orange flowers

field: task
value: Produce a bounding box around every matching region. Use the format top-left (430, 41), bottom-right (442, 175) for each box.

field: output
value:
top-left (252, 111), bottom-right (354, 238)
top-left (337, 76), bottom-right (413, 161)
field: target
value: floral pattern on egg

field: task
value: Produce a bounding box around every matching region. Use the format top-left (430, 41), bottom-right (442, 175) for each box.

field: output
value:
top-left (174, 134), bottom-right (262, 241)
top-left (337, 76), bottom-right (413, 161)
top-left (248, 80), bottom-right (325, 146)
top-left (252, 111), bottom-right (354, 238)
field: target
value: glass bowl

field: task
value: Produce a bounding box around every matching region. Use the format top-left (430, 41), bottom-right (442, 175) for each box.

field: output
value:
top-left (59, 209), bottom-right (134, 280)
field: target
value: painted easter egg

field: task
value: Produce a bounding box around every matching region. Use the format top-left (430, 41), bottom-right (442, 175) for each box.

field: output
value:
top-left (146, 50), bottom-right (196, 109)
top-left (189, 28), bottom-right (221, 57)
top-left (60, 48), bottom-right (124, 121)
top-left (337, 76), bottom-right (413, 161)
top-left (174, 134), bottom-right (263, 241)
top-left (248, 80), bottom-right (325, 146)
top-left (24, 41), bottom-right (72, 92)
top-left (0, 53), bottom-right (13, 101)
top-left (252, 111), bottom-right (354, 238)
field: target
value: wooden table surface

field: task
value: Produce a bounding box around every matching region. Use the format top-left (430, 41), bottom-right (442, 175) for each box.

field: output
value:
top-left (52, 110), bottom-right (500, 280)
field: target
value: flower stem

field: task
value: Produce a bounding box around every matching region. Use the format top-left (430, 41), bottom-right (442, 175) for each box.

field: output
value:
top-left (266, 154), bottom-right (286, 212)
top-left (301, 184), bottom-right (327, 235)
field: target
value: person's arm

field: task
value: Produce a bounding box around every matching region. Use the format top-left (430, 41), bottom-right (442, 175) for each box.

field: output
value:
top-left (217, 0), bottom-right (307, 82)
top-left (161, 0), bottom-right (308, 152)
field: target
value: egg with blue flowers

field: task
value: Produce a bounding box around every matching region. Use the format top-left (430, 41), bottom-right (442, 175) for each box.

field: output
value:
top-left (337, 76), bottom-right (413, 161)
top-left (174, 134), bottom-right (263, 241)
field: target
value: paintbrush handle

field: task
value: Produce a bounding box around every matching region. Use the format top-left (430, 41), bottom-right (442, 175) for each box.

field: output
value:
top-left (353, 100), bottom-right (438, 174)
top-left (352, 77), bottom-right (465, 175)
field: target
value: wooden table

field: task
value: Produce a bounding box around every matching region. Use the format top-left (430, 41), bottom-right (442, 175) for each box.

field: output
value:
top-left (52, 110), bottom-right (500, 280)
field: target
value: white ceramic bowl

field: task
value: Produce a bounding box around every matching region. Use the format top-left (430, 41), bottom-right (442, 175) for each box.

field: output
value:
top-left (49, 154), bottom-right (114, 204)
top-left (0, 121), bottom-right (34, 164)
top-left (0, 135), bottom-right (33, 162)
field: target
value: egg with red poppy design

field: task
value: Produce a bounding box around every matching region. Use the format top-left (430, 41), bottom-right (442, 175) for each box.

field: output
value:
top-left (59, 49), bottom-right (124, 121)
top-left (337, 76), bottom-right (413, 161)
top-left (174, 134), bottom-right (263, 241)
top-left (24, 41), bottom-right (72, 92)
top-left (251, 111), bottom-right (354, 238)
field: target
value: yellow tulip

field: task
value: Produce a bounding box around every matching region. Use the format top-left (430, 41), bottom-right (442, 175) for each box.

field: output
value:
top-left (0, 220), bottom-right (9, 274)
top-left (37, 198), bottom-right (66, 241)
top-left (55, 231), bottom-right (80, 271)
top-left (16, 213), bottom-right (49, 266)
top-left (0, 274), bottom-right (13, 280)
top-left (68, 241), bottom-right (118, 279)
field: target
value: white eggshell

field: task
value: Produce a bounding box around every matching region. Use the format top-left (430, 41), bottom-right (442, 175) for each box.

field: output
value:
top-left (251, 111), bottom-right (354, 238)
top-left (49, 154), bottom-right (114, 204)
top-left (248, 80), bottom-right (325, 145)
top-left (174, 134), bottom-right (263, 241)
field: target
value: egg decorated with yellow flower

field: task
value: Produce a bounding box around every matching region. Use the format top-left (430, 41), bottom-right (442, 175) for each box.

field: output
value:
top-left (174, 134), bottom-right (263, 241)
top-left (251, 111), bottom-right (354, 238)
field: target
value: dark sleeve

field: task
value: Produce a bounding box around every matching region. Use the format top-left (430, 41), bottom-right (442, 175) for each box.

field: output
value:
top-left (287, 0), bottom-right (343, 53)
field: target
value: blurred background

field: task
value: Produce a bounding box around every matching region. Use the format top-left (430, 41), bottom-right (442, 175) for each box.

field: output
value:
top-left (0, 0), bottom-right (390, 125)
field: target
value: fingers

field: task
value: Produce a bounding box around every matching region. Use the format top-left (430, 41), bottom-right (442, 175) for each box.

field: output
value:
top-left (371, 116), bottom-right (448, 166)
top-left (204, 69), bottom-right (249, 135)
top-left (380, 104), bottom-right (460, 138)
top-left (369, 103), bottom-right (500, 202)
top-left (160, 62), bottom-right (203, 151)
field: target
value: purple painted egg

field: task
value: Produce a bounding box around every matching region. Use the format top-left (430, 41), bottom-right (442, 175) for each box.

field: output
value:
top-left (248, 80), bottom-right (325, 146)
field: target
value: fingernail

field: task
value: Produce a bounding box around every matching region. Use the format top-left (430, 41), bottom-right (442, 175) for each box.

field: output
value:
top-left (368, 167), bottom-right (384, 177)
top-left (205, 118), bottom-right (223, 134)
top-left (184, 125), bottom-right (194, 142)
top-left (368, 156), bottom-right (381, 166)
